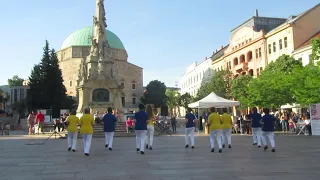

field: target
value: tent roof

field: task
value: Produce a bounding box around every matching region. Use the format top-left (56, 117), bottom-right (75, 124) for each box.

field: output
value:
top-left (188, 92), bottom-right (240, 108)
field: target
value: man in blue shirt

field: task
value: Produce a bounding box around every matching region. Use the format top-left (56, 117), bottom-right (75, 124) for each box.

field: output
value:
top-left (261, 108), bottom-right (276, 152)
top-left (184, 108), bottom-right (197, 149)
top-left (134, 104), bottom-right (148, 154)
top-left (247, 107), bottom-right (262, 147)
top-left (102, 107), bottom-right (117, 151)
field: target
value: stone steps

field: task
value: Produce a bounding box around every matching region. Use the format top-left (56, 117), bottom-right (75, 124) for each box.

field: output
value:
top-left (92, 122), bottom-right (131, 137)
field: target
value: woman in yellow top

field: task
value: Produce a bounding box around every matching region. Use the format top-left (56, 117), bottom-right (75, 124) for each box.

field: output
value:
top-left (66, 110), bottom-right (79, 152)
top-left (207, 107), bottom-right (223, 153)
top-left (79, 108), bottom-right (94, 156)
top-left (221, 108), bottom-right (233, 149)
top-left (145, 104), bottom-right (155, 150)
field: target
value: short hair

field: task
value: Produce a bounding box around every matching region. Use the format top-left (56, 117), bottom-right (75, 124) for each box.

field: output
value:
top-left (84, 108), bottom-right (90, 114)
top-left (223, 108), bottom-right (227, 113)
top-left (138, 104), bottom-right (145, 110)
top-left (107, 107), bottom-right (113, 113)
top-left (263, 108), bottom-right (270, 114)
top-left (187, 108), bottom-right (192, 112)
top-left (252, 107), bottom-right (257, 113)
top-left (70, 109), bottom-right (76, 115)
top-left (210, 107), bottom-right (215, 112)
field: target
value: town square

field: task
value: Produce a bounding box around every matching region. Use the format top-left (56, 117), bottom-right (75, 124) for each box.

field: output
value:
top-left (1, 0), bottom-right (320, 179)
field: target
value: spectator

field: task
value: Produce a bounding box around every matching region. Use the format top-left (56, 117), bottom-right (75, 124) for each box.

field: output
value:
top-left (171, 115), bottom-right (177, 133)
top-left (126, 117), bottom-right (134, 133)
top-left (36, 111), bottom-right (45, 134)
top-left (27, 111), bottom-right (36, 135)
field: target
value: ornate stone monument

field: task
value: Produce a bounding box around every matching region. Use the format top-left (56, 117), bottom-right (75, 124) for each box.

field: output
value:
top-left (77, 0), bottom-right (123, 118)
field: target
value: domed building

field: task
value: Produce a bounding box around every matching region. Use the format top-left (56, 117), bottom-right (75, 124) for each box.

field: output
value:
top-left (57, 25), bottom-right (143, 111)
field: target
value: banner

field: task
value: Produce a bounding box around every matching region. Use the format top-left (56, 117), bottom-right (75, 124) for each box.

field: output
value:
top-left (310, 104), bottom-right (320, 135)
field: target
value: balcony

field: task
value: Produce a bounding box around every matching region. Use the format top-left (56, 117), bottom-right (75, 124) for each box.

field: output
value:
top-left (234, 62), bottom-right (248, 71)
top-left (124, 102), bottom-right (138, 108)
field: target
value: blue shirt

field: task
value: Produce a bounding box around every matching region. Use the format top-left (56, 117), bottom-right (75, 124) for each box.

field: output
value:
top-left (134, 110), bottom-right (148, 130)
top-left (102, 113), bottom-right (117, 132)
top-left (185, 113), bottom-right (196, 128)
top-left (261, 114), bottom-right (275, 132)
top-left (248, 113), bottom-right (262, 128)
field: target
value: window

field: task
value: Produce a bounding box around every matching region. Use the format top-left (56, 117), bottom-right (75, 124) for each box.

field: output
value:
top-left (132, 83), bottom-right (136, 90)
top-left (14, 89), bottom-right (17, 103)
top-left (258, 48), bottom-right (262, 57)
top-left (20, 89), bottom-right (25, 100)
top-left (284, 37), bottom-right (288, 48)
top-left (255, 49), bottom-right (258, 59)
top-left (92, 88), bottom-right (110, 102)
top-left (273, 42), bottom-right (276, 52)
top-left (69, 80), bottom-right (72, 87)
top-left (268, 44), bottom-right (271, 54)
top-left (132, 97), bottom-right (136, 104)
top-left (121, 97), bottom-right (125, 107)
top-left (279, 39), bottom-right (283, 50)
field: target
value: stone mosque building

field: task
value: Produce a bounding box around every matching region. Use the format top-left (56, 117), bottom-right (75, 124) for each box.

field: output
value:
top-left (56, 2), bottom-right (143, 112)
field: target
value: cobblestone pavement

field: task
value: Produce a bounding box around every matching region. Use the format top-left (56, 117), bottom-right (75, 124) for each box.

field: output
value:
top-left (0, 133), bottom-right (319, 180)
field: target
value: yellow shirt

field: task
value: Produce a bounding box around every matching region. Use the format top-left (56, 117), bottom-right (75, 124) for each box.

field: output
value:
top-left (79, 114), bottom-right (94, 134)
top-left (221, 113), bottom-right (232, 129)
top-left (208, 113), bottom-right (221, 130)
top-left (147, 115), bottom-right (154, 126)
top-left (66, 115), bottom-right (79, 133)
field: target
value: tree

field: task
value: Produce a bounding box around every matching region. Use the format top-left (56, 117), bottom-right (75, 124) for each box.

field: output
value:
top-left (8, 75), bottom-right (24, 87)
top-left (28, 40), bottom-right (70, 117)
top-left (165, 89), bottom-right (179, 115)
top-left (178, 93), bottom-right (192, 109)
top-left (140, 80), bottom-right (166, 108)
top-left (264, 54), bottom-right (302, 73)
top-left (311, 38), bottom-right (320, 64)
top-left (230, 74), bottom-right (252, 108)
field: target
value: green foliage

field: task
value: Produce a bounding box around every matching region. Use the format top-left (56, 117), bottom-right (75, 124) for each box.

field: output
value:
top-left (264, 54), bottom-right (302, 73)
top-left (8, 75), bottom-right (24, 87)
top-left (179, 93), bottom-right (192, 108)
top-left (165, 89), bottom-right (178, 109)
top-left (230, 75), bottom-right (252, 108)
top-left (28, 40), bottom-right (70, 117)
top-left (140, 80), bottom-right (166, 108)
top-left (311, 38), bottom-right (320, 62)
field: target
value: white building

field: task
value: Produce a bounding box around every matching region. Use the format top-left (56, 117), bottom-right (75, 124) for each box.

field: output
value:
top-left (10, 86), bottom-right (29, 104)
top-left (179, 57), bottom-right (213, 97)
top-left (293, 32), bottom-right (320, 66)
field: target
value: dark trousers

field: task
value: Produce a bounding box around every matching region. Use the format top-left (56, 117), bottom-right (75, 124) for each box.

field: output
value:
top-left (54, 123), bottom-right (62, 132)
top-left (172, 123), bottom-right (177, 132)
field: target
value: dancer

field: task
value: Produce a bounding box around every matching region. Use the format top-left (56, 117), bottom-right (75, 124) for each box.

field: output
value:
top-left (134, 104), bottom-right (148, 154)
top-left (184, 107), bottom-right (197, 149)
top-left (221, 108), bottom-right (232, 149)
top-left (66, 110), bottom-right (79, 152)
top-left (260, 108), bottom-right (276, 152)
top-left (145, 104), bottom-right (155, 150)
top-left (208, 107), bottom-right (223, 153)
top-left (248, 107), bottom-right (262, 147)
top-left (102, 107), bottom-right (117, 151)
top-left (79, 108), bottom-right (94, 156)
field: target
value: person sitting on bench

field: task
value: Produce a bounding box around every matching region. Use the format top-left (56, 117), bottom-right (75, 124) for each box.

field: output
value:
top-left (54, 118), bottom-right (62, 132)
top-left (126, 117), bottom-right (134, 133)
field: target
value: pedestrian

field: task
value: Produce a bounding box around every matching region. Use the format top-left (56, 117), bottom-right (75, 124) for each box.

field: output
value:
top-left (145, 104), bottom-right (155, 150)
top-left (102, 107), bottom-right (117, 151)
top-left (35, 111), bottom-right (45, 134)
top-left (260, 108), bottom-right (276, 152)
top-left (248, 107), bottom-right (262, 147)
top-left (221, 108), bottom-right (232, 149)
top-left (66, 109), bottom-right (79, 152)
top-left (184, 107), bottom-right (197, 149)
top-left (171, 114), bottom-right (177, 132)
top-left (79, 108), bottom-right (94, 156)
top-left (134, 104), bottom-right (148, 154)
top-left (27, 111), bottom-right (36, 135)
top-left (207, 107), bottom-right (223, 153)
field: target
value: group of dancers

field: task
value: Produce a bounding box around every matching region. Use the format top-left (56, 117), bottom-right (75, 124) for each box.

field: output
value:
top-left (184, 106), bottom-right (276, 153)
top-left (63, 104), bottom-right (276, 156)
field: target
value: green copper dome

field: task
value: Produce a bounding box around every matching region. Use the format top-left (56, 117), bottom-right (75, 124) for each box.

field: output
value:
top-left (61, 26), bottom-right (125, 50)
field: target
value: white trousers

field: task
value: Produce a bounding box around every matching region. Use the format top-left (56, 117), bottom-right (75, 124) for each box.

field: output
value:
top-left (135, 130), bottom-right (147, 151)
top-left (221, 128), bottom-right (232, 145)
top-left (252, 127), bottom-right (262, 146)
top-left (104, 132), bottom-right (114, 148)
top-left (145, 125), bottom-right (155, 147)
top-left (67, 132), bottom-right (78, 150)
top-left (261, 131), bottom-right (275, 148)
top-left (82, 134), bottom-right (92, 154)
top-left (185, 127), bottom-right (195, 146)
top-left (210, 130), bottom-right (222, 149)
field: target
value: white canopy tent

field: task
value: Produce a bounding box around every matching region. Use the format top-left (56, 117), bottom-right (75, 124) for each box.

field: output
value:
top-left (188, 92), bottom-right (240, 108)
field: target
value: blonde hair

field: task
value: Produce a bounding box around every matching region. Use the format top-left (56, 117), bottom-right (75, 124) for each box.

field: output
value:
top-left (145, 104), bottom-right (154, 119)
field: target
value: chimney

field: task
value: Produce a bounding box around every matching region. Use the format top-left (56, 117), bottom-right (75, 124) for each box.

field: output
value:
top-left (220, 46), bottom-right (223, 50)
top-left (255, 9), bottom-right (259, 17)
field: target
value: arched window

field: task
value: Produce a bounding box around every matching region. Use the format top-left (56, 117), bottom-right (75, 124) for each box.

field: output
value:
top-left (92, 88), bottom-right (110, 102)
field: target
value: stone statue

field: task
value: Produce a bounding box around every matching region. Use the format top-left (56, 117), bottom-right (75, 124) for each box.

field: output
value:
top-left (90, 39), bottom-right (99, 56)
top-left (78, 58), bottom-right (87, 84)
top-left (93, 16), bottom-right (99, 26)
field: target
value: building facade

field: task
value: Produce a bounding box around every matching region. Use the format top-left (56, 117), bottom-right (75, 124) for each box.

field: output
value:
top-left (179, 57), bottom-right (213, 97)
top-left (10, 86), bottom-right (28, 104)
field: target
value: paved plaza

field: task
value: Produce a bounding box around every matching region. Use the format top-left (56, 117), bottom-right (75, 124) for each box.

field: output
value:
top-left (0, 133), bottom-right (319, 180)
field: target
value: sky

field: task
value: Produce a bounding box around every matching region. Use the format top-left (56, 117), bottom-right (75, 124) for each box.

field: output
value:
top-left (0, 0), bottom-right (319, 87)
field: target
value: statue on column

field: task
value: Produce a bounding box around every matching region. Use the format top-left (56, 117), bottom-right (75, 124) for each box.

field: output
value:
top-left (78, 58), bottom-right (88, 85)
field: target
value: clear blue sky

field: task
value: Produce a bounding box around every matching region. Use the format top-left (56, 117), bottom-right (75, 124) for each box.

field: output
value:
top-left (0, 0), bottom-right (318, 87)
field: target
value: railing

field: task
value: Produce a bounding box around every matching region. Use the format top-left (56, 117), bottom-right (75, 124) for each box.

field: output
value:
top-left (123, 102), bottom-right (138, 108)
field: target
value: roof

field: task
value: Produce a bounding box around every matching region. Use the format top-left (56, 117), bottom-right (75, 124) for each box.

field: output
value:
top-left (61, 26), bottom-right (125, 50)
top-left (211, 45), bottom-right (229, 61)
top-left (296, 31), bottom-right (320, 50)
